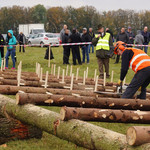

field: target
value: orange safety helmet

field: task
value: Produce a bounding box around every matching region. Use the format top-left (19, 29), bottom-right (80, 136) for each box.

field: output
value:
top-left (114, 41), bottom-right (126, 54)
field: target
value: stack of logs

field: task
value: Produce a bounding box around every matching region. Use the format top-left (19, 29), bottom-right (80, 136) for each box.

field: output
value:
top-left (1, 68), bottom-right (150, 147)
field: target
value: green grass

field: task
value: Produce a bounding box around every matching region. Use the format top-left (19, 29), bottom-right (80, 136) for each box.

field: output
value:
top-left (1, 46), bottom-right (150, 150)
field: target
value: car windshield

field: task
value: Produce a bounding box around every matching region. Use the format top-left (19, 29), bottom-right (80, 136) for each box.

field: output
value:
top-left (32, 29), bottom-right (45, 34)
top-left (45, 34), bottom-right (54, 38)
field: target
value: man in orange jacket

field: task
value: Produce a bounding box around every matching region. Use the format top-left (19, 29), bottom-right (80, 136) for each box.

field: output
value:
top-left (114, 41), bottom-right (150, 99)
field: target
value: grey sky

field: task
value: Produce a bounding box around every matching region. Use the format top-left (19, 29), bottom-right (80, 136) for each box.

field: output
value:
top-left (0, 0), bottom-right (149, 11)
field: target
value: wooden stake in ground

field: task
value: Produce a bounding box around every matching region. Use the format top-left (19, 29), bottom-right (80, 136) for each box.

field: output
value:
top-left (40, 68), bottom-right (43, 81)
top-left (83, 71), bottom-right (86, 85)
top-left (57, 66), bottom-right (60, 79)
top-left (61, 69), bottom-right (65, 83)
top-left (126, 126), bottom-right (150, 146)
top-left (44, 71), bottom-right (49, 88)
top-left (37, 63), bottom-right (41, 78)
top-left (1, 59), bottom-right (3, 71)
top-left (70, 74), bottom-right (74, 90)
top-left (76, 68), bottom-right (79, 80)
top-left (103, 72), bottom-right (106, 86)
top-left (17, 61), bottom-right (22, 87)
top-left (48, 45), bottom-right (51, 68)
top-left (66, 65), bottom-right (69, 76)
top-left (36, 62), bottom-right (38, 74)
top-left (70, 65), bottom-right (72, 77)
top-left (53, 64), bottom-right (56, 76)
top-left (94, 69), bottom-right (97, 81)
top-left (94, 75), bottom-right (98, 91)
top-left (111, 70), bottom-right (114, 83)
top-left (86, 67), bottom-right (88, 78)
top-left (51, 64), bottom-right (54, 74)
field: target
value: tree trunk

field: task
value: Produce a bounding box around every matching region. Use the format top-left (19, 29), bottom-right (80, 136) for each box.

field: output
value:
top-left (0, 117), bottom-right (42, 144)
top-left (0, 94), bottom-right (128, 150)
top-left (16, 93), bottom-right (150, 111)
top-left (0, 79), bottom-right (17, 85)
top-left (60, 107), bottom-right (150, 124)
top-left (25, 81), bottom-right (42, 87)
top-left (126, 126), bottom-right (150, 146)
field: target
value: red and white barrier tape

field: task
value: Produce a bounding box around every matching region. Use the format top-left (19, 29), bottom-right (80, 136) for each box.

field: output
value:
top-left (0, 43), bottom-right (149, 48)
top-left (0, 42), bottom-right (92, 47)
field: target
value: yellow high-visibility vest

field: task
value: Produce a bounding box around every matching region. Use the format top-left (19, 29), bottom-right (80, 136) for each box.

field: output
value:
top-left (95, 32), bottom-right (110, 50)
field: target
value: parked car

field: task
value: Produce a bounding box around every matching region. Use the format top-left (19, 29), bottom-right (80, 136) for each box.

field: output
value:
top-left (53, 33), bottom-right (62, 44)
top-left (28, 33), bottom-right (59, 47)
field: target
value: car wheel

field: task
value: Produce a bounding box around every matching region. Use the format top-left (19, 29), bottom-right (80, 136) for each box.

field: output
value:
top-left (28, 41), bottom-right (32, 47)
top-left (40, 42), bottom-right (44, 48)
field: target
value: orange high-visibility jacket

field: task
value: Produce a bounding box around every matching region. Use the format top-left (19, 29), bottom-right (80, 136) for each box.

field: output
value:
top-left (125, 48), bottom-right (150, 73)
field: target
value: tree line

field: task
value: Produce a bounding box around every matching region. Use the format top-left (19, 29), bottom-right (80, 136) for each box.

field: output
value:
top-left (0, 4), bottom-right (150, 36)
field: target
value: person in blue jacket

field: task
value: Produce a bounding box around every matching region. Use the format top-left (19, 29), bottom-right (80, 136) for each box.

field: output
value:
top-left (5, 30), bottom-right (17, 69)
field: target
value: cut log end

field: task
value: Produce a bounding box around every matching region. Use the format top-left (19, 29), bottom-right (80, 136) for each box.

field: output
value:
top-left (126, 127), bottom-right (137, 146)
top-left (60, 107), bottom-right (66, 121)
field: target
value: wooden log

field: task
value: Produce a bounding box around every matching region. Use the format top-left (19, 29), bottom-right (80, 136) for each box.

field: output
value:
top-left (0, 85), bottom-right (97, 97)
top-left (60, 107), bottom-right (150, 124)
top-left (16, 93), bottom-right (150, 111)
top-left (0, 117), bottom-right (42, 144)
top-left (0, 94), bottom-right (127, 150)
top-left (126, 126), bottom-right (150, 146)
top-left (25, 81), bottom-right (42, 87)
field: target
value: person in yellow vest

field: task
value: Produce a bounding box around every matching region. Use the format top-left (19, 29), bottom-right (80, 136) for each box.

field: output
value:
top-left (92, 24), bottom-right (113, 79)
top-left (114, 41), bottom-right (150, 99)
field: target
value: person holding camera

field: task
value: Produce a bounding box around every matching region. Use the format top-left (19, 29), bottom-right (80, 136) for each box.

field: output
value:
top-left (92, 24), bottom-right (113, 79)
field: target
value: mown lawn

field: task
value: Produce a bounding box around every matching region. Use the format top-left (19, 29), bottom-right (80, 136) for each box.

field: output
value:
top-left (0, 46), bottom-right (149, 150)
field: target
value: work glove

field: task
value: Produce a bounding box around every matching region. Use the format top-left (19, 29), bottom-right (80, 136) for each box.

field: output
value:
top-left (118, 80), bottom-right (123, 86)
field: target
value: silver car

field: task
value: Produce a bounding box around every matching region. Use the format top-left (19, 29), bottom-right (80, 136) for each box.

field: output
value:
top-left (28, 33), bottom-right (59, 47)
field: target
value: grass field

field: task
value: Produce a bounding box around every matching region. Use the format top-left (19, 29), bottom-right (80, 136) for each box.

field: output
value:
top-left (0, 46), bottom-right (149, 150)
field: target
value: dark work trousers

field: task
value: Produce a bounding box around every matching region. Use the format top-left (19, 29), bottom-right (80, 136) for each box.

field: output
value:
top-left (63, 46), bottom-right (70, 64)
top-left (19, 42), bottom-right (25, 52)
top-left (0, 47), bottom-right (4, 58)
top-left (122, 66), bottom-right (150, 99)
top-left (115, 54), bottom-right (120, 63)
top-left (97, 57), bottom-right (109, 77)
top-left (71, 46), bottom-right (82, 65)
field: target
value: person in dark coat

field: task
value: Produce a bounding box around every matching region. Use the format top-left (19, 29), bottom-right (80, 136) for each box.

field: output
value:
top-left (81, 28), bottom-right (90, 64)
top-left (17, 32), bottom-right (26, 52)
top-left (114, 27), bottom-right (129, 64)
top-left (62, 29), bottom-right (70, 64)
top-left (126, 26), bottom-right (135, 46)
top-left (69, 28), bottom-right (82, 65)
top-left (88, 28), bottom-right (95, 53)
top-left (0, 33), bottom-right (5, 59)
top-left (141, 26), bottom-right (150, 54)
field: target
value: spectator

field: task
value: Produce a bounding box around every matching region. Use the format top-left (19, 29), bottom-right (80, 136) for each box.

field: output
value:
top-left (62, 29), bottom-right (70, 64)
top-left (114, 27), bottom-right (129, 64)
top-left (60, 24), bottom-right (70, 41)
top-left (135, 30), bottom-right (144, 50)
top-left (88, 28), bottom-right (95, 53)
top-left (18, 32), bottom-right (26, 52)
top-left (0, 33), bottom-right (5, 59)
top-left (69, 28), bottom-right (82, 65)
top-left (126, 26), bottom-right (135, 46)
top-left (106, 28), bottom-right (114, 39)
top-left (5, 30), bottom-right (17, 69)
top-left (81, 28), bottom-right (90, 64)
top-left (141, 26), bottom-right (150, 53)
top-left (92, 24), bottom-right (113, 79)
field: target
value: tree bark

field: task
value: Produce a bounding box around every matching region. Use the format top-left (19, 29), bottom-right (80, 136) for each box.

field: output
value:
top-left (60, 107), bottom-right (150, 124)
top-left (0, 117), bottom-right (42, 144)
top-left (126, 126), bottom-right (150, 146)
top-left (16, 93), bottom-right (150, 111)
top-left (0, 94), bottom-right (128, 150)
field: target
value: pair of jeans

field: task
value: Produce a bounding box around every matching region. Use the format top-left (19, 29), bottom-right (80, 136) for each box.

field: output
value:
top-left (5, 49), bottom-right (16, 68)
top-left (88, 44), bottom-right (94, 53)
top-left (143, 45), bottom-right (148, 53)
top-left (82, 46), bottom-right (89, 63)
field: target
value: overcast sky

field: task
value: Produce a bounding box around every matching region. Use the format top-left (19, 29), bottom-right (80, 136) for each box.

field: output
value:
top-left (0, 0), bottom-right (149, 11)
